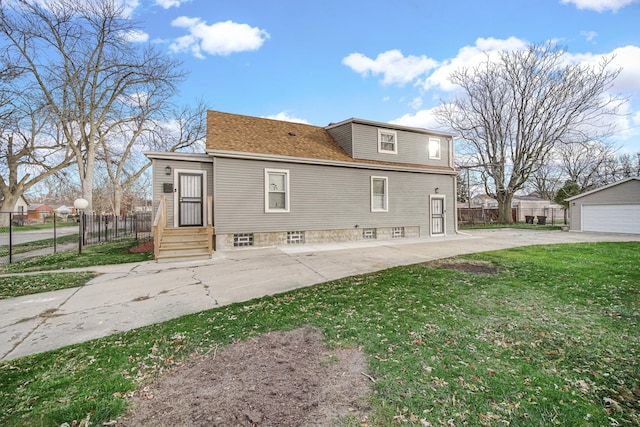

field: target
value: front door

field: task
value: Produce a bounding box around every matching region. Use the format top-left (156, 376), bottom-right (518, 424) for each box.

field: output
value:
top-left (431, 196), bottom-right (445, 235)
top-left (178, 172), bottom-right (203, 227)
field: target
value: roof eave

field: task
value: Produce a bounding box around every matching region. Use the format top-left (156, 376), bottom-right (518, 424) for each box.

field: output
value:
top-left (325, 117), bottom-right (456, 138)
top-left (206, 149), bottom-right (458, 175)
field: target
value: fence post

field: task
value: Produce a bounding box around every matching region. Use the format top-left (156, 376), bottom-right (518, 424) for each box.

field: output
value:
top-left (78, 212), bottom-right (83, 255)
top-left (53, 213), bottom-right (57, 253)
top-left (9, 212), bottom-right (13, 264)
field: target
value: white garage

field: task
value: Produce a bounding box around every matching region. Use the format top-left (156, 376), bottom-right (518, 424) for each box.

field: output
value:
top-left (567, 177), bottom-right (640, 234)
top-left (582, 204), bottom-right (640, 234)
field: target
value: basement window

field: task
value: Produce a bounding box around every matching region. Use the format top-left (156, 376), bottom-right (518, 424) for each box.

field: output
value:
top-left (287, 231), bottom-right (305, 244)
top-left (392, 227), bottom-right (405, 238)
top-left (233, 233), bottom-right (254, 247)
top-left (362, 228), bottom-right (377, 239)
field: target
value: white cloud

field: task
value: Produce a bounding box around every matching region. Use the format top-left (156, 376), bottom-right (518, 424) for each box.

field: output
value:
top-left (560, 0), bottom-right (639, 12)
top-left (118, 0), bottom-right (140, 18)
top-left (390, 107), bottom-right (443, 131)
top-left (122, 30), bottom-right (149, 43)
top-left (263, 112), bottom-right (309, 124)
top-left (422, 37), bottom-right (528, 92)
top-left (155, 0), bottom-right (188, 9)
top-left (564, 45), bottom-right (640, 94)
top-left (580, 30), bottom-right (598, 43)
top-left (170, 17), bottom-right (270, 58)
top-left (409, 96), bottom-right (423, 110)
top-left (342, 50), bottom-right (438, 86)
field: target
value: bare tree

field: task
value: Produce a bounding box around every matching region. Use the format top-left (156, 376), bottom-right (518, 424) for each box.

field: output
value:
top-left (0, 87), bottom-right (75, 226)
top-left (436, 42), bottom-right (625, 223)
top-left (99, 100), bottom-right (208, 214)
top-left (0, 0), bottom-right (185, 211)
top-left (557, 141), bottom-right (616, 191)
top-left (527, 161), bottom-right (563, 200)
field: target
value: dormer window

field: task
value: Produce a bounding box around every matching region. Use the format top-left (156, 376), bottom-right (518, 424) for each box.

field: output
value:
top-left (378, 129), bottom-right (397, 154)
top-left (429, 138), bottom-right (441, 160)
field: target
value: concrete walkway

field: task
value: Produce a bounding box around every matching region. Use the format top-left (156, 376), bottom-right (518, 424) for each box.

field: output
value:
top-left (1, 228), bottom-right (638, 361)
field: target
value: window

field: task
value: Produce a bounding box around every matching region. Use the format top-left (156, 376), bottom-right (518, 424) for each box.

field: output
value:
top-left (392, 227), bottom-right (405, 238)
top-left (265, 169), bottom-right (290, 212)
top-left (378, 129), bottom-right (397, 154)
top-left (371, 176), bottom-right (388, 212)
top-left (287, 231), bottom-right (305, 244)
top-left (428, 138), bottom-right (441, 160)
top-left (362, 228), bottom-right (377, 239)
top-left (234, 233), bottom-right (254, 247)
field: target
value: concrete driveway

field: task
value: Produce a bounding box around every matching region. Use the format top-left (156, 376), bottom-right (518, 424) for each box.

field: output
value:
top-left (1, 228), bottom-right (638, 360)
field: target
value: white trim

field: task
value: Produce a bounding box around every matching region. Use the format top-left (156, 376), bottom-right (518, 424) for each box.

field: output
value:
top-left (173, 169), bottom-right (207, 228)
top-left (428, 138), bottom-right (441, 160)
top-left (206, 150), bottom-right (458, 175)
top-left (265, 168), bottom-right (290, 213)
top-left (377, 129), bottom-right (398, 154)
top-left (429, 194), bottom-right (446, 236)
top-left (371, 176), bottom-right (389, 212)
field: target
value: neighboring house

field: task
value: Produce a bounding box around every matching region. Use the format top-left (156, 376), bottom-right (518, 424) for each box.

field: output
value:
top-left (566, 177), bottom-right (640, 234)
top-left (512, 195), bottom-right (564, 223)
top-left (145, 110), bottom-right (458, 255)
top-left (466, 193), bottom-right (562, 221)
top-left (27, 204), bottom-right (54, 221)
top-left (0, 193), bottom-right (30, 214)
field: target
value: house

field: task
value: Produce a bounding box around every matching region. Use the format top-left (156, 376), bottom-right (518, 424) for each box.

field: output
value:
top-left (0, 193), bottom-right (29, 214)
top-left (27, 204), bottom-right (54, 222)
top-left (566, 177), bottom-right (640, 234)
top-left (145, 110), bottom-right (458, 259)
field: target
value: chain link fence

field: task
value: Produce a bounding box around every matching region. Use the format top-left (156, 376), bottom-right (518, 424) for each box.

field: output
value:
top-left (1, 212), bottom-right (152, 265)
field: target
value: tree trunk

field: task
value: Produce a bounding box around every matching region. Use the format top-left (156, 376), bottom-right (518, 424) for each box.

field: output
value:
top-left (114, 184), bottom-right (122, 216)
top-left (495, 191), bottom-right (514, 224)
top-left (80, 143), bottom-right (96, 212)
top-left (0, 193), bottom-right (20, 227)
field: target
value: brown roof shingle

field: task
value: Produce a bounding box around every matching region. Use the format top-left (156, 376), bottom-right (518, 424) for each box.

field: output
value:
top-left (206, 110), bottom-right (353, 162)
top-left (206, 110), bottom-right (455, 172)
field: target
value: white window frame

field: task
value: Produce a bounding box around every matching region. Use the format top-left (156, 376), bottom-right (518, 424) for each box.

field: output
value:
top-left (265, 169), bottom-right (290, 213)
top-left (378, 129), bottom-right (398, 154)
top-left (428, 137), bottom-right (441, 160)
top-left (371, 176), bottom-right (389, 212)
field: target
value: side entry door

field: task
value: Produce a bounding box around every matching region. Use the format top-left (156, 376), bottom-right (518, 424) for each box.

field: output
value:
top-left (431, 196), bottom-right (445, 235)
top-left (178, 172), bottom-right (203, 227)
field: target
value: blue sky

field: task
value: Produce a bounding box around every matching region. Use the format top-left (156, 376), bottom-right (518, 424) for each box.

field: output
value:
top-left (129, 0), bottom-right (640, 154)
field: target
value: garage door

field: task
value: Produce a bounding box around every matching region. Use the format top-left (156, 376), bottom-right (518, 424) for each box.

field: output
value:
top-left (582, 205), bottom-right (640, 234)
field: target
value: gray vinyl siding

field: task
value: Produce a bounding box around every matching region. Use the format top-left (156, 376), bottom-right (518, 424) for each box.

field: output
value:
top-left (351, 123), bottom-right (450, 167)
top-left (213, 157), bottom-right (456, 235)
top-left (325, 122), bottom-right (353, 156)
top-left (151, 157), bottom-right (213, 226)
top-left (569, 179), bottom-right (640, 231)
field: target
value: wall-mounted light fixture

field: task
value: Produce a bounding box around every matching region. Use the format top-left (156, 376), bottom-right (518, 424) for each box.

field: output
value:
top-left (165, 165), bottom-right (172, 175)
top-left (435, 187), bottom-right (439, 194)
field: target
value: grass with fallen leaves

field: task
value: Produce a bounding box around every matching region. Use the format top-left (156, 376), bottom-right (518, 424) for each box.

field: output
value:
top-left (0, 242), bottom-right (638, 426)
top-left (0, 272), bottom-right (97, 299)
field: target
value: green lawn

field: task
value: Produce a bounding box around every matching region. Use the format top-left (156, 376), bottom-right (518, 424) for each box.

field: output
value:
top-left (1, 241), bottom-right (154, 273)
top-left (0, 242), bottom-right (638, 426)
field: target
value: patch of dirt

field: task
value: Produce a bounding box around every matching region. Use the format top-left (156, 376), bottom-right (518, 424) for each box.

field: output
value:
top-left (118, 326), bottom-right (372, 427)
top-left (128, 240), bottom-right (154, 253)
top-left (428, 259), bottom-right (500, 275)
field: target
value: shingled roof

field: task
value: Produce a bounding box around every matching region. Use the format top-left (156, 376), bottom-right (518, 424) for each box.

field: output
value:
top-left (206, 110), bottom-right (353, 162)
top-left (206, 110), bottom-right (455, 171)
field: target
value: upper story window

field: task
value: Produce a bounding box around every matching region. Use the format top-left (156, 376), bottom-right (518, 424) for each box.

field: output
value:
top-left (265, 169), bottom-right (290, 212)
top-left (428, 138), bottom-right (441, 160)
top-left (371, 176), bottom-right (388, 212)
top-left (378, 129), bottom-right (398, 154)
